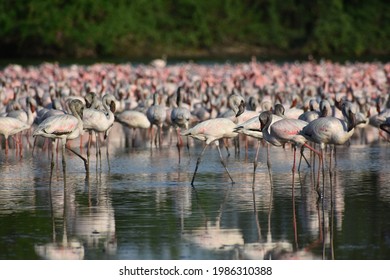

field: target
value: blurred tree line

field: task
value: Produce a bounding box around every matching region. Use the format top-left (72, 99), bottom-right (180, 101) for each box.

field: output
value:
top-left (0, 0), bottom-right (388, 59)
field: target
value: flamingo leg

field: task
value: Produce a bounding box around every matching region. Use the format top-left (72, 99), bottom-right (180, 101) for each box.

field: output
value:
top-left (105, 133), bottom-right (111, 171)
top-left (175, 127), bottom-right (182, 164)
top-left (253, 140), bottom-right (261, 174)
top-left (61, 139), bottom-right (66, 169)
top-left (302, 142), bottom-right (323, 197)
top-left (50, 139), bottom-right (56, 171)
top-left (66, 146), bottom-right (89, 174)
top-left (132, 128), bottom-right (136, 148)
top-left (292, 149), bottom-right (298, 249)
top-left (96, 132), bottom-right (101, 171)
top-left (32, 136), bottom-right (38, 155)
top-left (158, 125), bottom-right (163, 148)
top-left (87, 130), bottom-right (92, 167)
top-left (216, 141), bottom-right (235, 184)
top-left (186, 135), bottom-right (190, 157)
top-left (298, 145), bottom-right (311, 171)
top-left (191, 143), bottom-right (209, 185)
top-left (266, 143), bottom-right (272, 170)
top-left (292, 145), bottom-right (297, 180)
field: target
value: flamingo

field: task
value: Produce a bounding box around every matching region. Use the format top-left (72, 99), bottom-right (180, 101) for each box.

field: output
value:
top-left (150, 55), bottom-right (167, 68)
top-left (82, 93), bottom-right (117, 170)
top-left (181, 118), bottom-right (239, 185)
top-left (32, 103), bottom-right (66, 155)
top-left (146, 92), bottom-right (166, 148)
top-left (217, 91), bottom-right (246, 155)
top-left (298, 99), bottom-right (321, 122)
top-left (259, 111), bottom-right (319, 187)
top-left (32, 99), bottom-right (87, 172)
top-left (170, 86), bottom-right (191, 163)
top-left (6, 96), bottom-right (37, 151)
top-left (234, 114), bottom-right (263, 172)
top-left (300, 101), bottom-right (359, 196)
top-left (0, 117), bottom-right (30, 156)
top-left (115, 110), bottom-right (151, 148)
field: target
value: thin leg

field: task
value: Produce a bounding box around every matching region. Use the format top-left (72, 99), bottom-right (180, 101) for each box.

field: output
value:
top-left (253, 140), bottom-right (261, 174)
top-left (292, 146), bottom-right (297, 182)
top-left (176, 127), bottom-right (182, 164)
top-left (266, 143), bottom-right (272, 170)
top-left (292, 150), bottom-right (298, 249)
top-left (87, 131), bottom-right (92, 167)
top-left (50, 139), bottom-right (56, 171)
top-left (106, 134), bottom-right (111, 171)
top-left (186, 135), bottom-right (190, 157)
top-left (191, 144), bottom-right (209, 185)
top-left (216, 141), bottom-right (235, 184)
top-left (302, 143), bottom-right (323, 197)
top-left (61, 139), bottom-right (66, 169)
top-left (132, 128), bottom-right (136, 148)
top-left (298, 145), bottom-right (311, 171)
top-left (158, 124), bottom-right (163, 148)
top-left (5, 137), bottom-right (9, 156)
top-left (223, 139), bottom-right (231, 157)
top-left (32, 136), bottom-right (38, 155)
top-left (66, 146), bottom-right (89, 173)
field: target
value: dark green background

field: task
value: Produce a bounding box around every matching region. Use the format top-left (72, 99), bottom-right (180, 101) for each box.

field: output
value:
top-left (1, 0), bottom-right (389, 59)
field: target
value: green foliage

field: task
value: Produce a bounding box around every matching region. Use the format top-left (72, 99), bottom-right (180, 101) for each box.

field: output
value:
top-left (0, 0), bottom-right (388, 58)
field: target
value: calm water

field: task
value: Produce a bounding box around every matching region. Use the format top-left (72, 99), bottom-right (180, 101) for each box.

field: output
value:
top-left (1, 124), bottom-right (390, 260)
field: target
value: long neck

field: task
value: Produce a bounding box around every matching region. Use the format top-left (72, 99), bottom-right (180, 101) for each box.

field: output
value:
top-left (346, 111), bottom-right (356, 132)
top-left (102, 96), bottom-right (116, 123)
top-left (176, 89), bottom-right (183, 107)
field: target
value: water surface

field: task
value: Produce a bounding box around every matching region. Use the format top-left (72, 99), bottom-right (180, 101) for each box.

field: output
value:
top-left (1, 126), bottom-right (390, 260)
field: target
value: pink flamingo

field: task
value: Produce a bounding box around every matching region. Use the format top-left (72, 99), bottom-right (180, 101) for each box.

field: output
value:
top-left (259, 110), bottom-right (318, 186)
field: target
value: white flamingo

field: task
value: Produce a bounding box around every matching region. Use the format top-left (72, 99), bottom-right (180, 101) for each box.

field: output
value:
top-left (115, 110), bottom-right (151, 148)
top-left (181, 117), bottom-right (238, 185)
top-left (146, 92), bottom-right (166, 148)
top-left (170, 86), bottom-right (191, 163)
top-left (0, 117), bottom-right (30, 156)
top-left (33, 99), bottom-right (87, 172)
top-left (82, 93), bottom-right (117, 169)
top-left (300, 101), bottom-right (358, 196)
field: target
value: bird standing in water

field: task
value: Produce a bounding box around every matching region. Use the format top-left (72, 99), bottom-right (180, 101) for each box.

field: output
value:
top-left (300, 101), bottom-right (358, 197)
top-left (33, 99), bottom-right (88, 173)
top-left (170, 86), bottom-right (191, 163)
top-left (181, 117), bottom-right (239, 185)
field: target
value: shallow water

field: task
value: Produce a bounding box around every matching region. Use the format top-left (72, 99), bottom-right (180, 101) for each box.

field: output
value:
top-left (1, 125), bottom-right (390, 260)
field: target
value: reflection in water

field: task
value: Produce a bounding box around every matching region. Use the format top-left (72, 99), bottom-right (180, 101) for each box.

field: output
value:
top-left (73, 174), bottom-right (117, 257)
top-left (1, 139), bottom-right (390, 260)
top-left (238, 173), bottom-right (294, 260)
top-left (34, 167), bottom-right (84, 260)
top-left (33, 162), bottom-right (117, 259)
top-left (182, 186), bottom-right (245, 252)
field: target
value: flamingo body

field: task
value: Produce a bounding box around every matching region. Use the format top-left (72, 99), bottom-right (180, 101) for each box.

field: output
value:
top-left (301, 117), bottom-right (354, 147)
top-left (0, 117), bottom-right (30, 139)
top-left (115, 110), bottom-right (150, 129)
top-left (182, 118), bottom-right (238, 144)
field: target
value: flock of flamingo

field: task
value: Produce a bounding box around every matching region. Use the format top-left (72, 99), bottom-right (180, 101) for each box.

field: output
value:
top-left (0, 59), bottom-right (389, 197)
